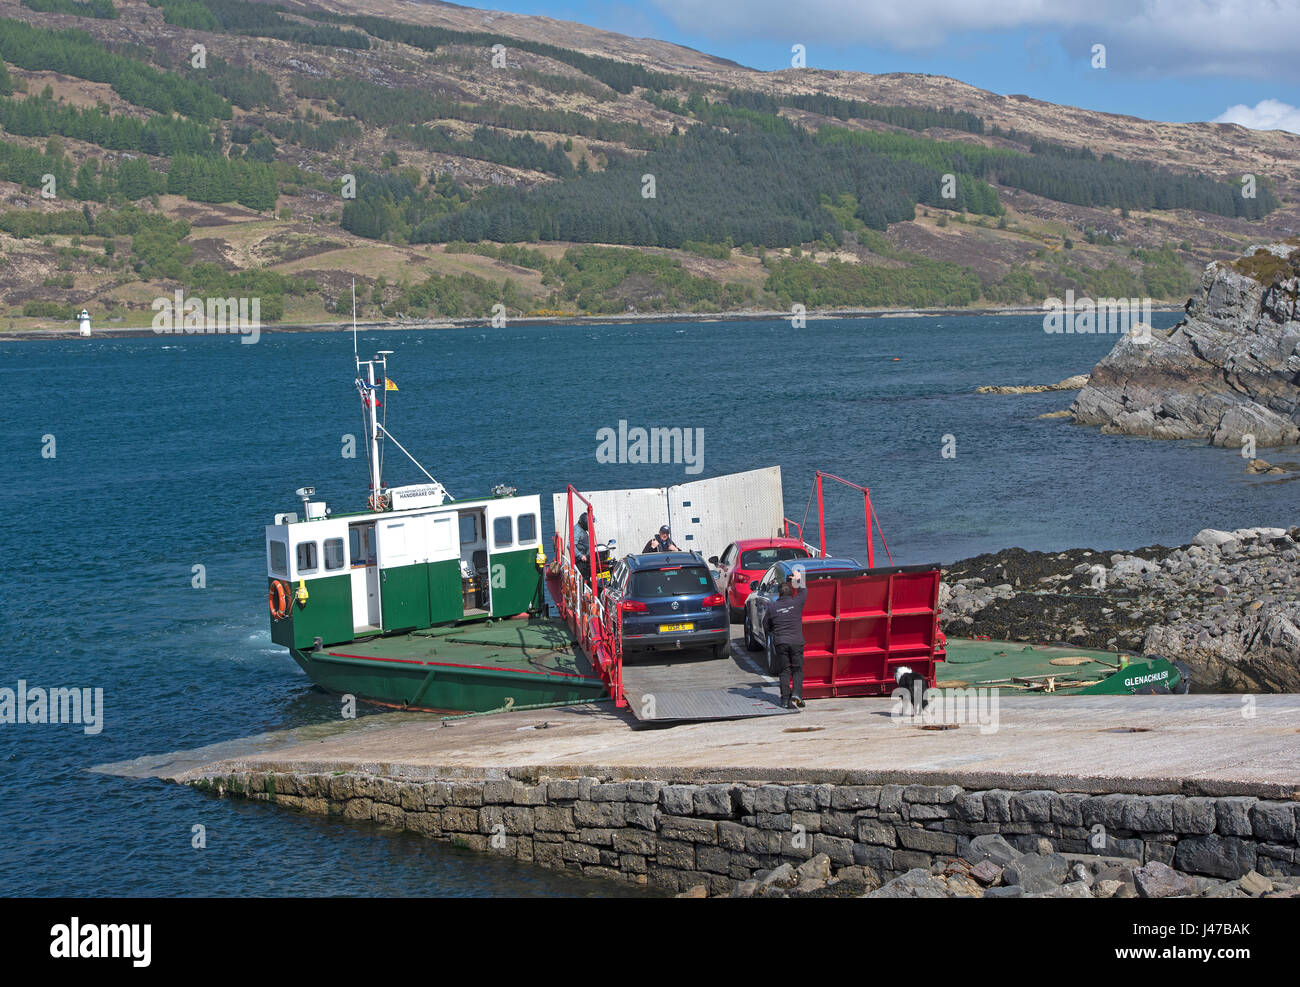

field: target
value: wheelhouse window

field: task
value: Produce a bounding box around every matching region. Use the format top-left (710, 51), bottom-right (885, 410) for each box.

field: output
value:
top-left (459, 514), bottom-right (479, 545)
top-left (349, 526), bottom-right (376, 567)
top-left (517, 513), bottom-right (537, 545)
top-left (296, 541), bottom-right (318, 574)
top-left (269, 540), bottom-right (288, 577)
top-left (493, 516), bottom-right (513, 549)
top-left (323, 538), bottom-right (345, 571)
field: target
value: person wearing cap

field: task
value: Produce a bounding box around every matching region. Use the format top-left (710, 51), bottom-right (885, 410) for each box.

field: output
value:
top-left (763, 568), bottom-right (807, 710)
top-left (642, 525), bottom-right (680, 553)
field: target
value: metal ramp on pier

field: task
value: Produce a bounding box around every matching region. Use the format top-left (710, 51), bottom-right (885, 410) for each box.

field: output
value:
top-left (620, 640), bottom-right (796, 723)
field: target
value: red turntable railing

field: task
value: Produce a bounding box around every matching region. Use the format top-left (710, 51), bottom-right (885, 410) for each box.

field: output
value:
top-left (787, 471), bottom-right (942, 696)
top-left (548, 485), bottom-right (625, 707)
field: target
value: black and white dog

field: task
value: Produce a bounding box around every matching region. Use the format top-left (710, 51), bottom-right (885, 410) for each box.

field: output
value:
top-left (894, 666), bottom-right (931, 711)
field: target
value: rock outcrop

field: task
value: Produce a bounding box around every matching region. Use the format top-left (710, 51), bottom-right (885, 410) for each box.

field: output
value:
top-left (940, 526), bottom-right (1300, 692)
top-left (1070, 244), bottom-right (1300, 447)
top-left (977, 373), bottom-right (1089, 395)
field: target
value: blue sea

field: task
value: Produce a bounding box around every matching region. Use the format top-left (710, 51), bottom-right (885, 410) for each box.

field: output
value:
top-left (2, 313), bottom-right (1295, 896)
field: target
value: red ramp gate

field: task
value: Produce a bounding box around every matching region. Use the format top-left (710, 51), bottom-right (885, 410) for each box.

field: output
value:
top-left (800, 565), bottom-right (944, 698)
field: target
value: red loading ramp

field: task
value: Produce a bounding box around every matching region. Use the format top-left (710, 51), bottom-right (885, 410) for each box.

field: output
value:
top-left (801, 565), bottom-right (944, 698)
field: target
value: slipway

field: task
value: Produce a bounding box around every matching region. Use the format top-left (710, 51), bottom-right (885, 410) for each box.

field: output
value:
top-left (619, 642), bottom-right (796, 723)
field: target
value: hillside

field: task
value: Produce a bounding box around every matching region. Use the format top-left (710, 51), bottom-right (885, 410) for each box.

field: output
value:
top-left (2, 0), bottom-right (1299, 331)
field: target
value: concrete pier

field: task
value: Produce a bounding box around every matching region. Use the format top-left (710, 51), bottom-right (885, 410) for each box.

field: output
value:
top-left (104, 694), bottom-right (1300, 895)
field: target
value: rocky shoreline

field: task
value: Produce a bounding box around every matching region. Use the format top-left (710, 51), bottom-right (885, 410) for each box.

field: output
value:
top-left (940, 525), bottom-right (1300, 692)
top-left (716, 838), bottom-right (1298, 899)
top-left (1070, 242), bottom-right (1300, 448)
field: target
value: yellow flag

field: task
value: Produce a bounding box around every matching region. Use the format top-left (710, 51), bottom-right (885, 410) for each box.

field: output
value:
top-left (384, 378), bottom-right (398, 391)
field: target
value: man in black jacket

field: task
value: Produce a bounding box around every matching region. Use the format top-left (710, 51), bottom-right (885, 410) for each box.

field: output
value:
top-left (763, 571), bottom-right (807, 710)
top-left (641, 525), bottom-right (679, 553)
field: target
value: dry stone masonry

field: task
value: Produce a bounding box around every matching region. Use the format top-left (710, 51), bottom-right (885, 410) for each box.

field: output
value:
top-left (194, 770), bottom-right (1300, 898)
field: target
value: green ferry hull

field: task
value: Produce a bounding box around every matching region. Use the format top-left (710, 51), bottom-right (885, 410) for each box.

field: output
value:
top-left (941, 639), bottom-right (1188, 695)
top-left (286, 618), bottom-right (609, 714)
top-left (289, 648), bottom-right (607, 712)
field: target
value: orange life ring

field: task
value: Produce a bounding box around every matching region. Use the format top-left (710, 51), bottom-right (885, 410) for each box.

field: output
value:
top-left (269, 579), bottom-right (291, 620)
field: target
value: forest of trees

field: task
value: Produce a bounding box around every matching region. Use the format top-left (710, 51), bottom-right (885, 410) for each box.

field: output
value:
top-left (186, 56), bottom-right (280, 112)
top-left (260, 117), bottom-right (359, 153)
top-left (292, 74), bottom-right (652, 146)
top-left (0, 17), bottom-right (231, 121)
top-left (22, 0), bottom-right (118, 18)
top-left (775, 92), bottom-right (984, 133)
top-left (391, 124), bottom-right (574, 176)
top-left (148, 0), bottom-right (369, 48)
top-left (819, 128), bottom-right (1279, 219)
top-left (0, 134), bottom-right (283, 209)
top-left (166, 154), bottom-right (278, 211)
top-left (305, 9), bottom-right (692, 95)
top-left (764, 255), bottom-right (983, 309)
top-left (339, 171), bottom-right (470, 242)
top-left (411, 128), bottom-right (1001, 247)
top-left (0, 89), bottom-right (219, 157)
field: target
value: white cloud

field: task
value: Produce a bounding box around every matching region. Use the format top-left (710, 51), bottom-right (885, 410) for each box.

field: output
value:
top-left (648, 0), bottom-right (1300, 78)
top-left (1213, 99), bottom-right (1300, 134)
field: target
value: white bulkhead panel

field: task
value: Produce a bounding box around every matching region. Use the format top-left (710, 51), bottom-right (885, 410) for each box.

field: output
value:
top-left (669, 467), bottom-right (784, 561)
top-left (550, 468), bottom-right (784, 561)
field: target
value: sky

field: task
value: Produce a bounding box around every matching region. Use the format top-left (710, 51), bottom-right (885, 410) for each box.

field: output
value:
top-left (466, 0), bottom-right (1300, 133)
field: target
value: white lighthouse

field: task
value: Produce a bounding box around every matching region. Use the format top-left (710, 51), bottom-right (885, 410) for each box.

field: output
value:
top-left (77, 308), bottom-right (91, 336)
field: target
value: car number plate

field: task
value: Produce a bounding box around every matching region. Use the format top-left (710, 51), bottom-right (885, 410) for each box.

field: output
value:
top-left (658, 622), bottom-right (694, 633)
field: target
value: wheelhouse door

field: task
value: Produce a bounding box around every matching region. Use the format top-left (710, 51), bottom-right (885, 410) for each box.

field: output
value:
top-left (376, 515), bottom-right (431, 633)
top-left (456, 509), bottom-right (489, 614)
top-left (349, 522), bottom-right (379, 632)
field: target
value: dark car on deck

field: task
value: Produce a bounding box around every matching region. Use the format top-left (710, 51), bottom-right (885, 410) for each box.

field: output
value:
top-left (605, 552), bottom-right (731, 659)
top-left (743, 556), bottom-right (861, 672)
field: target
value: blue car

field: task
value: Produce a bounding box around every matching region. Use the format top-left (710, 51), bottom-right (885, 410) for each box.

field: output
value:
top-left (743, 557), bottom-right (861, 671)
top-left (605, 552), bottom-right (731, 658)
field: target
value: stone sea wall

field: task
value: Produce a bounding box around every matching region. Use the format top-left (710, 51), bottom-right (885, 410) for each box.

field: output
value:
top-left (192, 770), bottom-right (1300, 897)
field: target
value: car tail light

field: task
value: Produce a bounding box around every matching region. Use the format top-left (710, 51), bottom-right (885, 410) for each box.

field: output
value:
top-left (703, 593), bottom-right (725, 608)
top-left (734, 573), bottom-right (749, 585)
top-left (622, 600), bottom-right (648, 613)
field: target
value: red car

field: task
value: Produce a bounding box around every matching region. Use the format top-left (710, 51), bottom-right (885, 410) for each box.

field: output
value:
top-left (710, 538), bottom-right (814, 620)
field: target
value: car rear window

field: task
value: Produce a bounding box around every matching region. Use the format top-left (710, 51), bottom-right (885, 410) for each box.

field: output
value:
top-left (741, 547), bottom-right (810, 569)
top-left (631, 565), bottom-right (713, 598)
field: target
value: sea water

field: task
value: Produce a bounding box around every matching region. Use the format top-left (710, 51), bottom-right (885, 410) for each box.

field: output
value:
top-left (2, 313), bottom-right (1293, 895)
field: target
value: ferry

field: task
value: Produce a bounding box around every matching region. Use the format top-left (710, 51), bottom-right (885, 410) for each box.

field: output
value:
top-left (264, 343), bottom-right (608, 714)
top-left (263, 335), bottom-right (1186, 719)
